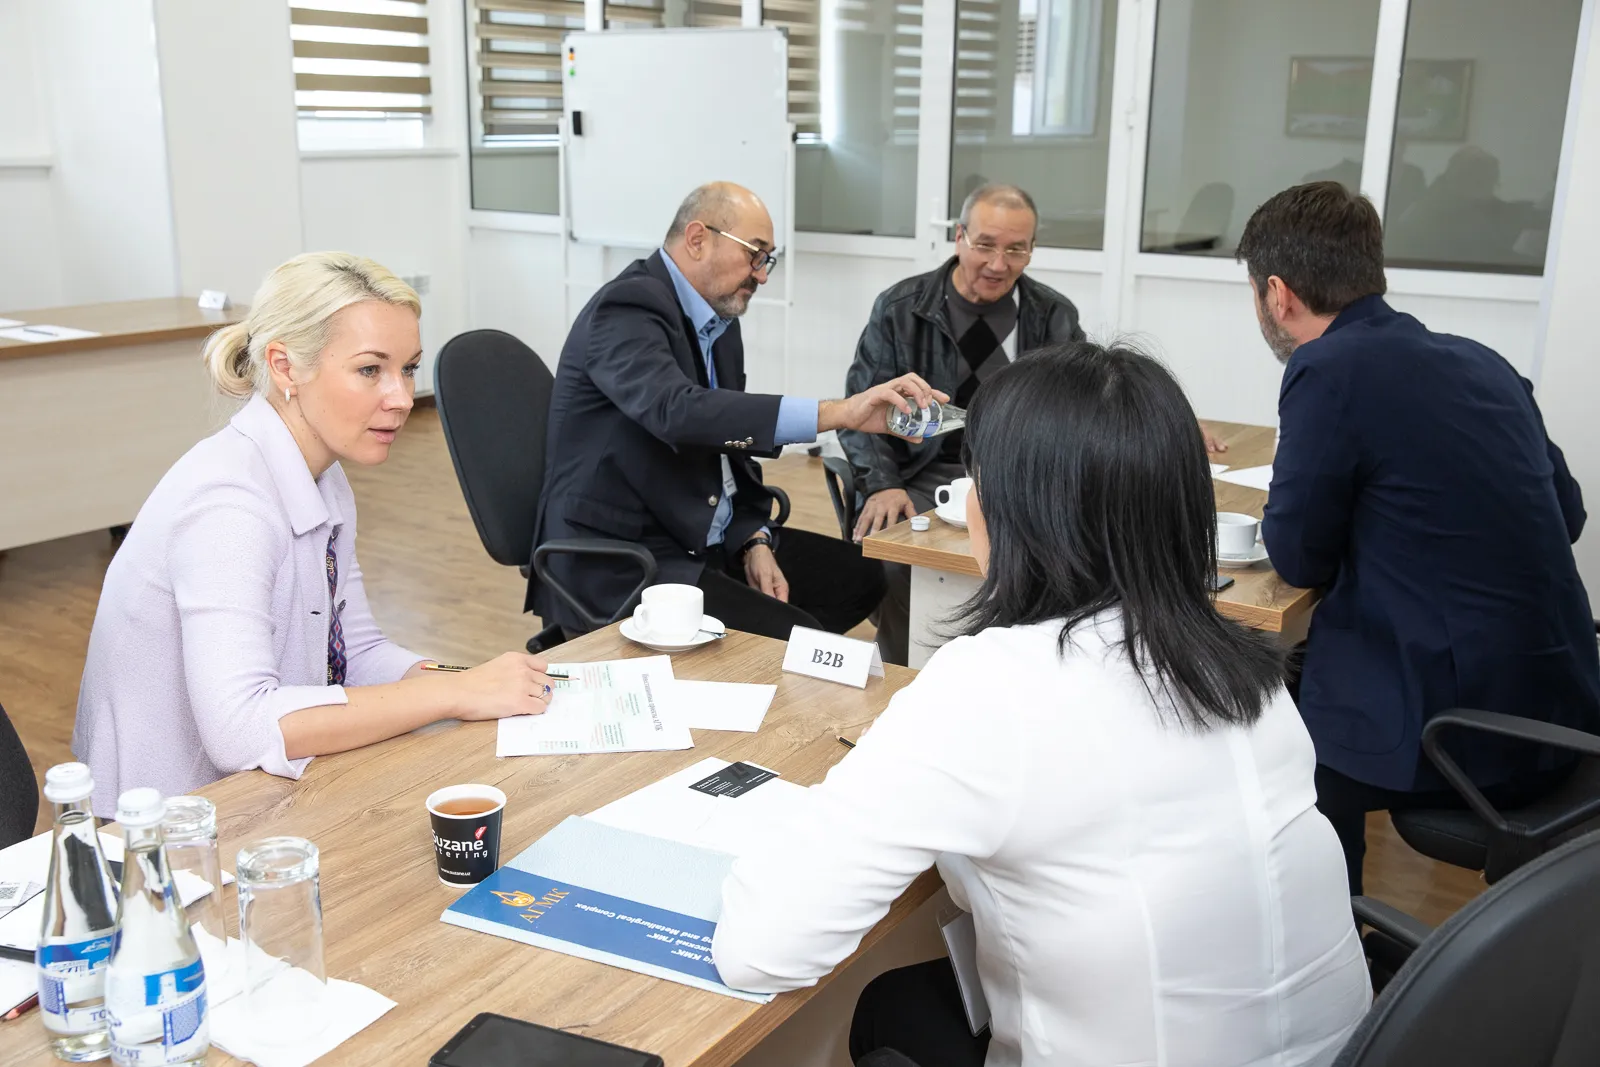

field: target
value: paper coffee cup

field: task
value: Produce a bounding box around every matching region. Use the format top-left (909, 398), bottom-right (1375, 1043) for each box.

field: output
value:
top-left (426, 784), bottom-right (506, 888)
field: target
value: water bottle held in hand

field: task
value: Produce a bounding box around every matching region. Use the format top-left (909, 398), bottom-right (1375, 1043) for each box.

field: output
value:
top-left (886, 399), bottom-right (966, 439)
top-left (105, 788), bottom-right (209, 1067)
top-left (37, 762), bottom-right (120, 1062)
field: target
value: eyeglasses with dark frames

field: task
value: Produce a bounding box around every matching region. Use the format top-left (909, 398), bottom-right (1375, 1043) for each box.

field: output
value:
top-left (703, 225), bottom-right (782, 273)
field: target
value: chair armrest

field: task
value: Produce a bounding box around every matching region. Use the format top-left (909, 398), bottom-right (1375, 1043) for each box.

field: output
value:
top-left (1421, 708), bottom-right (1600, 842)
top-left (768, 486), bottom-right (791, 528)
top-left (532, 539), bottom-right (658, 632)
top-left (1352, 895), bottom-right (1433, 953)
top-left (1424, 709), bottom-right (1600, 760)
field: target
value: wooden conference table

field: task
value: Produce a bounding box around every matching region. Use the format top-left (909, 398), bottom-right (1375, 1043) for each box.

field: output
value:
top-left (9, 626), bottom-right (934, 1067)
top-left (862, 420), bottom-right (1318, 667)
top-left (0, 297), bottom-right (240, 552)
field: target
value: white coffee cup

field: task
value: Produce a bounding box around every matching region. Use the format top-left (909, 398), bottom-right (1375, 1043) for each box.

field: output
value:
top-left (631, 583), bottom-right (704, 644)
top-left (1216, 512), bottom-right (1261, 558)
top-left (935, 477), bottom-right (974, 517)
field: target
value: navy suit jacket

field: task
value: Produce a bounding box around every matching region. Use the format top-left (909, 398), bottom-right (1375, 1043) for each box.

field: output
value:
top-left (1264, 295), bottom-right (1600, 791)
top-left (528, 252), bottom-right (784, 632)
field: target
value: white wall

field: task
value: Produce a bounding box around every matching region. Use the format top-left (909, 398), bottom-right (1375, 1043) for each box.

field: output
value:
top-left (38, 0), bottom-right (179, 305)
top-left (303, 156), bottom-right (469, 389)
top-left (1535, 2), bottom-right (1600, 592)
top-left (154, 0), bottom-right (304, 302)
top-left (0, 0), bottom-right (62, 309)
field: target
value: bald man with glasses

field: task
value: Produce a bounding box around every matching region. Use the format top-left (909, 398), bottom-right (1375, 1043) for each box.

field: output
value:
top-left (840, 184), bottom-right (1087, 664)
top-left (531, 182), bottom-right (943, 644)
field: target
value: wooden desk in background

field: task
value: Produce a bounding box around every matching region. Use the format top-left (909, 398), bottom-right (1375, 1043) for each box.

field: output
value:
top-left (10, 625), bottom-right (938, 1067)
top-left (862, 420), bottom-right (1319, 667)
top-left (0, 298), bottom-right (240, 551)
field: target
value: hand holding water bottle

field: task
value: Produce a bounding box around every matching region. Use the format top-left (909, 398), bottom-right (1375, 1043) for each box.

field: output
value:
top-left (818, 374), bottom-right (949, 440)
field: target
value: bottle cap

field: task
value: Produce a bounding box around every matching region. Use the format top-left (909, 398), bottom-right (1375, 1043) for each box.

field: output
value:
top-left (116, 787), bottom-right (167, 828)
top-left (43, 762), bottom-right (95, 804)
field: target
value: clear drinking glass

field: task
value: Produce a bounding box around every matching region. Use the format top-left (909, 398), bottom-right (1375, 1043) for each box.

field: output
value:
top-left (161, 798), bottom-right (228, 969)
top-left (236, 837), bottom-right (327, 1044)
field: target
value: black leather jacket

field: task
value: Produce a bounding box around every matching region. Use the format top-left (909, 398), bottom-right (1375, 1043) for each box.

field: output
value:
top-left (839, 258), bottom-right (1085, 495)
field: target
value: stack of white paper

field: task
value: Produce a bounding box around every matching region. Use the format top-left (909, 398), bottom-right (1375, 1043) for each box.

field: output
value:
top-left (496, 655), bottom-right (693, 756)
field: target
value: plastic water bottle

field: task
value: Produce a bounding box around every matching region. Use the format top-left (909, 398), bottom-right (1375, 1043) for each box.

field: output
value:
top-left (104, 789), bottom-right (209, 1067)
top-left (886, 398), bottom-right (967, 439)
top-left (37, 763), bottom-right (121, 1062)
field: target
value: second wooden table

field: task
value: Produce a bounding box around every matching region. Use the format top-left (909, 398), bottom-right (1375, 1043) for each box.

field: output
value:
top-left (862, 420), bottom-right (1317, 666)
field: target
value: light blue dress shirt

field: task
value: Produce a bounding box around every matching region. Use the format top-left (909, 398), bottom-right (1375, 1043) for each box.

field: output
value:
top-left (657, 250), bottom-right (818, 546)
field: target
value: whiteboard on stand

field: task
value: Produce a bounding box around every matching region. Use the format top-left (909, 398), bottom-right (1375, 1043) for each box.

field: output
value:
top-left (561, 27), bottom-right (791, 249)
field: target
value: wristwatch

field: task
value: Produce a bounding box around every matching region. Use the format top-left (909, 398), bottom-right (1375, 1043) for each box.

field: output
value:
top-left (740, 532), bottom-right (775, 557)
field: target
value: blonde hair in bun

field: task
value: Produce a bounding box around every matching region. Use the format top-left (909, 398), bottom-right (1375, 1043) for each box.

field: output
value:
top-left (201, 251), bottom-right (420, 399)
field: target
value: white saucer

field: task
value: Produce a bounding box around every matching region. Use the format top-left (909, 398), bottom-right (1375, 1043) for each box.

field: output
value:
top-left (1217, 544), bottom-right (1270, 568)
top-left (934, 502), bottom-right (968, 529)
top-left (620, 613), bottom-right (724, 652)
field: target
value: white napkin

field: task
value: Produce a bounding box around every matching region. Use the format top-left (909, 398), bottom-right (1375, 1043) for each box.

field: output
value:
top-left (209, 971), bottom-right (395, 1067)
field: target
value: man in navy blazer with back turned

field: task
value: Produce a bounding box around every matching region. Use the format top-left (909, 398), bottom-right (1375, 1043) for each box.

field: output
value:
top-left (531, 182), bottom-right (939, 641)
top-left (1238, 182), bottom-right (1600, 893)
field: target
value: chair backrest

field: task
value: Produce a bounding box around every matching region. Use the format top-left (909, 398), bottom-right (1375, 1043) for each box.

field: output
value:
top-left (1179, 181), bottom-right (1235, 239)
top-left (821, 456), bottom-right (857, 541)
top-left (1334, 830), bottom-right (1600, 1066)
top-left (0, 700), bottom-right (38, 849)
top-left (433, 329), bottom-right (553, 568)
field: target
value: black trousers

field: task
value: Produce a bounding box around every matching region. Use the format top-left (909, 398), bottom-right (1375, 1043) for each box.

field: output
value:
top-left (697, 527), bottom-right (886, 642)
top-left (850, 959), bottom-right (989, 1067)
top-left (1314, 761), bottom-right (1576, 894)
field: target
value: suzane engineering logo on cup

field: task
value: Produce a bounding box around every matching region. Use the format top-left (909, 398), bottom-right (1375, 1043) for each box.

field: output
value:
top-left (425, 784), bottom-right (507, 888)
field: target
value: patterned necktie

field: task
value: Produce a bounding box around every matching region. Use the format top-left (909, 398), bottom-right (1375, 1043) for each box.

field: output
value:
top-left (325, 530), bottom-right (346, 686)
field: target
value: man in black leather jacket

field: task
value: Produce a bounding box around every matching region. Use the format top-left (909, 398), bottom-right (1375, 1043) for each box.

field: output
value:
top-left (839, 185), bottom-right (1085, 664)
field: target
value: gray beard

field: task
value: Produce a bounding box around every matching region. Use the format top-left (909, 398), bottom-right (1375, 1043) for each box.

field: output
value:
top-left (1261, 317), bottom-right (1298, 364)
top-left (710, 283), bottom-right (758, 319)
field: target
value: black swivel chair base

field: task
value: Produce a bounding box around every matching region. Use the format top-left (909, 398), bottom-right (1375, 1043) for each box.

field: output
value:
top-left (526, 624), bottom-right (567, 655)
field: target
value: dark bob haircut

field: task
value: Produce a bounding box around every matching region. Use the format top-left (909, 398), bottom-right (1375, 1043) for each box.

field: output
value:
top-left (956, 342), bottom-right (1285, 729)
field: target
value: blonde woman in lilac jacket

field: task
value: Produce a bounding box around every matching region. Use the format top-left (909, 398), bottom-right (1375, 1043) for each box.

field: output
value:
top-left (73, 252), bottom-right (555, 815)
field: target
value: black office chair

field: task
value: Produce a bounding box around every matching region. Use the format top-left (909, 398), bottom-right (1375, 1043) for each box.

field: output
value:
top-left (0, 700), bottom-right (38, 849)
top-left (1388, 704), bottom-right (1600, 885)
top-left (822, 456), bottom-right (859, 541)
top-left (1338, 830), bottom-right (1600, 1066)
top-left (856, 834), bottom-right (1600, 1067)
top-left (433, 329), bottom-right (656, 653)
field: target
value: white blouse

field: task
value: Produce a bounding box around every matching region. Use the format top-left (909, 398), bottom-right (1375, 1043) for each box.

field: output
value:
top-left (73, 394), bottom-right (423, 815)
top-left (713, 614), bottom-right (1371, 1067)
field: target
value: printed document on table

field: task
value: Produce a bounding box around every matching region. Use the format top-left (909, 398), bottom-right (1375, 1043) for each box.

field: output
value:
top-left (497, 655), bottom-right (693, 756)
top-left (1214, 464), bottom-right (1274, 492)
top-left (0, 324), bottom-right (102, 343)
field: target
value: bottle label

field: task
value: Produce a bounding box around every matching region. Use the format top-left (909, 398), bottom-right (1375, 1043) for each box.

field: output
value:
top-left (37, 935), bottom-right (116, 1034)
top-left (109, 959), bottom-right (208, 1065)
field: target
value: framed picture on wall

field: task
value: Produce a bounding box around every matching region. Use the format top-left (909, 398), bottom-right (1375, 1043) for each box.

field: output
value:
top-left (1285, 57), bottom-right (1373, 139)
top-left (1286, 57), bottom-right (1473, 142)
top-left (1395, 59), bottom-right (1474, 141)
